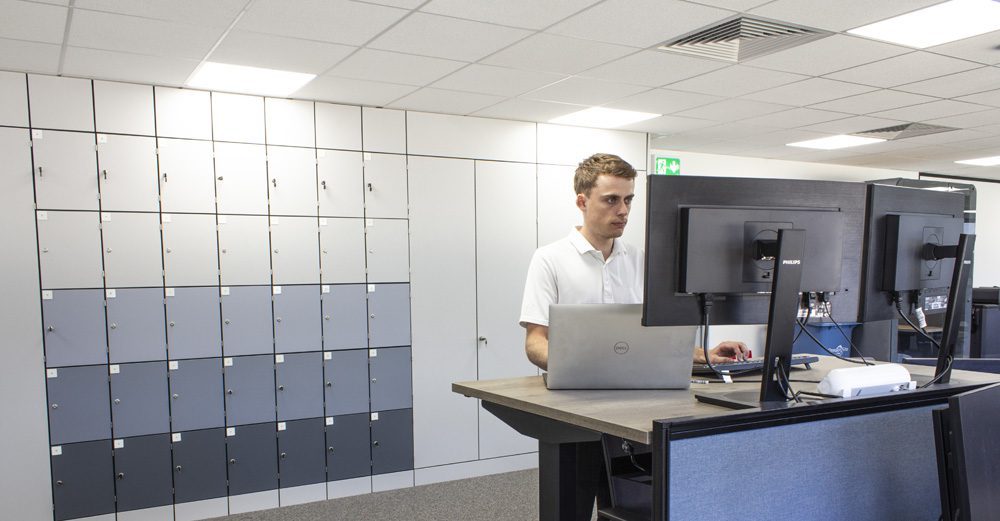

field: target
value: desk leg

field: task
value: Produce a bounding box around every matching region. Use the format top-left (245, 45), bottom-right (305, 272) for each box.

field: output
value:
top-left (539, 440), bottom-right (609, 521)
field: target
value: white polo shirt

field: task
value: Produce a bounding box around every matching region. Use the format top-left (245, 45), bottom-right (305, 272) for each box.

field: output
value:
top-left (519, 228), bottom-right (644, 328)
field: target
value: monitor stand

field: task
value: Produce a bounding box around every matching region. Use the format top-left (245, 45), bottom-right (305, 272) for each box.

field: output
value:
top-left (932, 233), bottom-right (975, 384)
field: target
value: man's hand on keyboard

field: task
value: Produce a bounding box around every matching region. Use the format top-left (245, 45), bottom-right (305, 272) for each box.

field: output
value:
top-left (693, 341), bottom-right (750, 364)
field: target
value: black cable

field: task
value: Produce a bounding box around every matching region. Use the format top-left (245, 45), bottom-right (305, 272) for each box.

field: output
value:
top-left (777, 362), bottom-right (799, 402)
top-left (919, 355), bottom-right (954, 389)
top-left (796, 319), bottom-right (869, 365)
top-left (699, 294), bottom-right (723, 378)
top-left (821, 300), bottom-right (872, 365)
top-left (893, 294), bottom-right (942, 350)
top-left (620, 441), bottom-right (647, 474)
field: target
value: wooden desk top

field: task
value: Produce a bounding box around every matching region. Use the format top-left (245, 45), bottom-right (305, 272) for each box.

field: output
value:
top-left (453, 357), bottom-right (999, 444)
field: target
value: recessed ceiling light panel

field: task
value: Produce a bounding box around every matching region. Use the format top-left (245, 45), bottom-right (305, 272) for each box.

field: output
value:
top-left (549, 107), bottom-right (660, 128)
top-left (848, 0), bottom-right (1000, 48)
top-left (786, 135), bottom-right (885, 150)
top-left (955, 155), bottom-right (1000, 166)
top-left (187, 62), bottom-right (316, 97)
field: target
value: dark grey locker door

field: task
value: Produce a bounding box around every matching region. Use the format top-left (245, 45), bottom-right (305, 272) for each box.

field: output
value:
top-left (370, 409), bottom-right (413, 475)
top-left (107, 288), bottom-right (167, 363)
top-left (166, 286), bottom-right (222, 360)
top-left (273, 285), bottom-right (321, 353)
top-left (369, 346), bottom-right (412, 412)
top-left (278, 418), bottom-right (326, 488)
top-left (322, 284), bottom-right (368, 350)
top-left (110, 361), bottom-right (170, 438)
top-left (224, 354), bottom-right (276, 426)
top-left (172, 428), bottom-right (228, 504)
top-left (326, 413), bottom-right (371, 481)
top-left (42, 289), bottom-right (108, 367)
top-left (275, 352), bottom-right (323, 421)
top-left (226, 423), bottom-right (279, 495)
top-left (368, 283), bottom-right (410, 348)
top-left (113, 434), bottom-right (173, 512)
top-left (169, 358), bottom-right (224, 432)
top-left (324, 349), bottom-right (369, 416)
top-left (51, 440), bottom-right (115, 521)
top-left (47, 365), bottom-right (111, 444)
top-left (221, 285), bottom-right (273, 356)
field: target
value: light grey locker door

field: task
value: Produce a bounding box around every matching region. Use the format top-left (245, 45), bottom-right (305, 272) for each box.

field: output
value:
top-left (267, 145), bottom-right (317, 216)
top-left (324, 349), bottom-right (369, 416)
top-left (221, 285), bottom-right (273, 356)
top-left (218, 215), bottom-right (271, 286)
top-left (369, 346), bottom-right (412, 412)
top-left (322, 284), bottom-right (368, 350)
top-left (226, 423), bottom-right (278, 495)
top-left (166, 286), bottom-right (222, 360)
top-left (158, 138), bottom-right (216, 213)
top-left (319, 218), bottom-right (366, 284)
top-left (32, 130), bottom-right (99, 211)
top-left (96, 134), bottom-right (159, 212)
top-left (47, 365), bottom-right (112, 444)
top-left (318, 150), bottom-right (364, 217)
top-left (169, 358), bottom-right (225, 432)
top-left (42, 289), bottom-right (108, 367)
top-left (172, 428), bottom-right (228, 504)
top-left (271, 216), bottom-right (320, 285)
top-left (110, 361), bottom-right (170, 438)
top-left (107, 287), bottom-right (167, 363)
top-left (113, 434), bottom-right (173, 512)
top-left (367, 283), bottom-right (411, 348)
top-left (37, 210), bottom-right (104, 289)
top-left (224, 354), bottom-right (276, 426)
top-left (363, 153), bottom-right (408, 219)
top-left (370, 408), bottom-right (413, 475)
top-left (273, 284), bottom-right (321, 353)
top-left (101, 212), bottom-right (163, 288)
top-left (278, 418), bottom-right (326, 488)
top-left (365, 219), bottom-right (409, 283)
top-left (51, 440), bottom-right (115, 521)
top-left (326, 413), bottom-right (371, 481)
top-left (162, 213), bottom-right (219, 287)
top-left (275, 352), bottom-right (323, 421)
top-left (215, 142), bottom-right (268, 215)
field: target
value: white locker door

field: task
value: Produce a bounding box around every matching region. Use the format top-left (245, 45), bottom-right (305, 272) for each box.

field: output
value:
top-left (162, 214), bottom-right (219, 287)
top-left (270, 216), bottom-right (320, 285)
top-left (32, 130), bottom-right (99, 211)
top-left (217, 215), bottom-right (271, 286)
top-left (317, 150), bottom-right (364, 218)
top-left (267, 146), bottom-right (317, 217)
top-left (27, 74), bottom-right (94, 132)
top-left (154, 87), bottom-right (212, 140)
top-left (212, 92), bottom-right (265, 144)
top-left (93, 80), bottom-right (155, 136)
top-left (319, 218), bottom-right (366, 284)
top-left (215, 143), bottom-right (268, 215)
top-left (363, 153), bottom-right (408, 219)
top-left (158, 138), bottom-right (216, 214)
top-left (97, 134), bottom-right (160, 212)
top-left (37, 210), bottom-right (104, 289)
top-left (365, 219), bottom-right (409, 283)
top-left (475, 161), bottom-right (539, 459)
top-left (408, 156), bottom-right (478, 467)
top-left (101, 212), bottom-right (163, 288)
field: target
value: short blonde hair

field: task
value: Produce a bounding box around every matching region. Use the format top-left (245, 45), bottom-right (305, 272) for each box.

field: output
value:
top-left (573, 153), bottom-right (637, 195)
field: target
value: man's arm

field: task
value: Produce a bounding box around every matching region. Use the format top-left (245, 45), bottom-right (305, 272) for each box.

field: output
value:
top-left (693, 341), bottom-right (750, 364)
top-left (525, 323), bottom-right (549, 371)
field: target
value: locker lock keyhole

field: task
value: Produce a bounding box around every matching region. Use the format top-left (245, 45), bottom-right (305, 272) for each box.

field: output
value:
top-left (116, 473), bottom-right (125, 480)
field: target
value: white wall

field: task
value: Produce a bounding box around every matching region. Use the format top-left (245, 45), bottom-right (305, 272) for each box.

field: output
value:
top-left (955, 179), bottom-right (1000, 287)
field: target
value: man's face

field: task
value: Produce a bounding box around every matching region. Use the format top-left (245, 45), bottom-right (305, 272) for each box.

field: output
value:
top-left (577, 174), bottom-right (635, 241)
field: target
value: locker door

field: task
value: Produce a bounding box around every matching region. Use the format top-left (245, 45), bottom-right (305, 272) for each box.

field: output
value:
top-left (42, 289), bottom-right (108, 367)
top-left (172, 428), bottom-right (228, 504)
top-left (166, 286), bottom-right (222, 360)
top-left (267, 146), bottom-right (317, 216)
top-left (218, 215), bottom-right (271, 286)
top-left (324, 349), bottom-right (369, 416)
top-left (96, 134), bottom-right (159, 212)
top-left (265, 98), bottom-right (315, 147)
top-left (28, 74), bottom-right (94, 132)
top-left (32, 130), bottom-right (99, 210)
top-left (226, 423), bottom-right (278, 495)
top-left (317, 150), bottom-right (364, 217)
top-left (369, 346), bottom-right (412, 412)
top-left (273, 285), bottom-right (321, 353)
top-left (277, 418), bottom-right (326, 488)
top-left (162, 213), bottom-right (219, 287)
top-left (215, 142), bottom-right (268, 215)
top-left (326, 413), bottom-right (371, 481)
top-left (367, 283), bottom-right (410, 348)
top-left (212, 92), bottom-right (264, 144)
top-left (113, 434), bottom-right (173, 512)
top-left (315, 102), bottom-right (361, 151)
top-left (321, 284), bottom-right (368, 350)
top-left (107, 288), bottom-right (167, 363)
top-left (110, 361), bottom-right (170, 438)
top-left (271, 217), bottom-right (319, 285)
top-left (365, 219), bottom-right (409, 283)
top-left (94, 80), bottom-right (155, 136)
top-left (47, 365), bottom-right (112, 444)
top-left (37, 210), bottom-right (104, 290)
top-left (51, 440), bottom-right (115, 521)
top-left (220, 285), bottom-right (273, 356)
top-left (158, 138), bottom-right (216, 213)
top-left (363, 153), bottom-right (408, 219)
top-left (101, 212), bottom-right (163, 288)
top-left (169, 358), bottom-right (225, 432)
top-left (224, 354), bottom-right (276, 426)
top-left (319, 218), bottom-right (366, 284)
top-left (275, 352), bottom-right (323, 421)
top-left (370, 409), bottom-right (413, 475)
top-left (154, 86), bottom-right (212, 140)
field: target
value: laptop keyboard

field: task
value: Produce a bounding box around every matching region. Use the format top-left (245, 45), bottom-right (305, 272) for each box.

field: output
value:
top-left (692, 354), bottom-right (819, 375)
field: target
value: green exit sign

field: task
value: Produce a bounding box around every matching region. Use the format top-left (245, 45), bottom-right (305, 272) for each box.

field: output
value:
top-left (654, 157), bottom-right (680, 175)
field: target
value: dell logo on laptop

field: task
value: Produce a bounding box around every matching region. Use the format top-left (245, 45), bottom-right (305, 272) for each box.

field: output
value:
top-left (614, 342), bottom-right (630, 354)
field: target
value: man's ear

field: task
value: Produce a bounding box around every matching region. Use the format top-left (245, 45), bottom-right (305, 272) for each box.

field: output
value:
top-left (576, 193), bottom-right (586, 211)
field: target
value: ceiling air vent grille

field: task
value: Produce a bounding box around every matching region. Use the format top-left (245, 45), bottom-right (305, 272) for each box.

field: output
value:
top-left (657, 16), bottom-right (831, 63)
top-left (851, 123), bottom-right (959, 141)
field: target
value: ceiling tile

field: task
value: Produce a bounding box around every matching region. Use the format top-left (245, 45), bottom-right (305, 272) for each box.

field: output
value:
top-left (748, 0), bottom-right (943, 32)
top-left (238, 0), bottom-right (408, 46)
top-left (901, 128), bottom-right (996, 147)
top-left (363, 0), bottom-right (425, 8)
top-left (666, 65), bottom-right (807, 98)
top-left (746, 35), bottom-right (909, 76)
top-left (928, 30), bottom-right (1000, 66)
top-left (293, 75), bottom-right (418, 107)
top-left (674, 121), bottom-right (784, 141)
top-left (210, 31), bottom-right (356, 74)
top-left (810, 89), bottom-right (938, 115)
top-left (522, 77), bottom-right (648, 106)
top-left (924, 108), bottom-right (1000, 129)
top-left (74, 0), bottom-right (246, 27)
top-left (824, 52), bottom-right (981, 88)
top-left (68, 9), bottom-right (223, 60)
top-left (547, 0), bottom-right (732, 48)
top-left (798, 115), bottom-right (909, 134)
top-left (650, 133), bottom-right (723, 149)
top-left (0, 37), bottom-right (60, 74)
top-left (620, 115), bottom-right (718, 134)
top-left (871, 100), bottom-right (993, 123)
top-left (895, 66), bottom-right (1000, 99)
top-left (328, 49), bottom-right (466, 86)
top-left (472, 98), bottom-right (587, 122)
top-left (605, 88), bottom-right (722, 114)
top-left (421, 0), bottom-right (601, 30)
top-left (0, 0), bottom-right (66, 44)
top-left (481, 33), bottom-right (634, 75)
top-left (578, 50), bottom-right (728, 88)
top-left (684, 0), bottom-right (772, 10)
top-left (956, 88), bottom-right (1000, 108)
top-left (675, 98), bottom-right (794, 121)
top-left (62, 46), bottom-right (200, 86)
top-left (388, 87), bottom-right (504, 114)
top-left (739, 107), bottom-right (851, 128)
top-left (742, 78), bottom-right (877, 106)
top-left (431, 64), bottom-right (565, 97)
top-left (726, 128), bottom-right (836, 147)
top-left (368, 12), bottom-right (531, 62)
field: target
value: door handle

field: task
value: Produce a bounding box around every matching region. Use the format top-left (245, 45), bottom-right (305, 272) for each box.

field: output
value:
top-left (272, 178), bottom-right (277, 188)
top-left (102, 169), bottom-right (108, 180)
top-left (321, 180), bottom-right (327, 190)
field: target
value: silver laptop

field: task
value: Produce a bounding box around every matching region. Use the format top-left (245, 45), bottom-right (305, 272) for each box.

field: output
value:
top-left (545, 304), bottom-right (697, 390)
